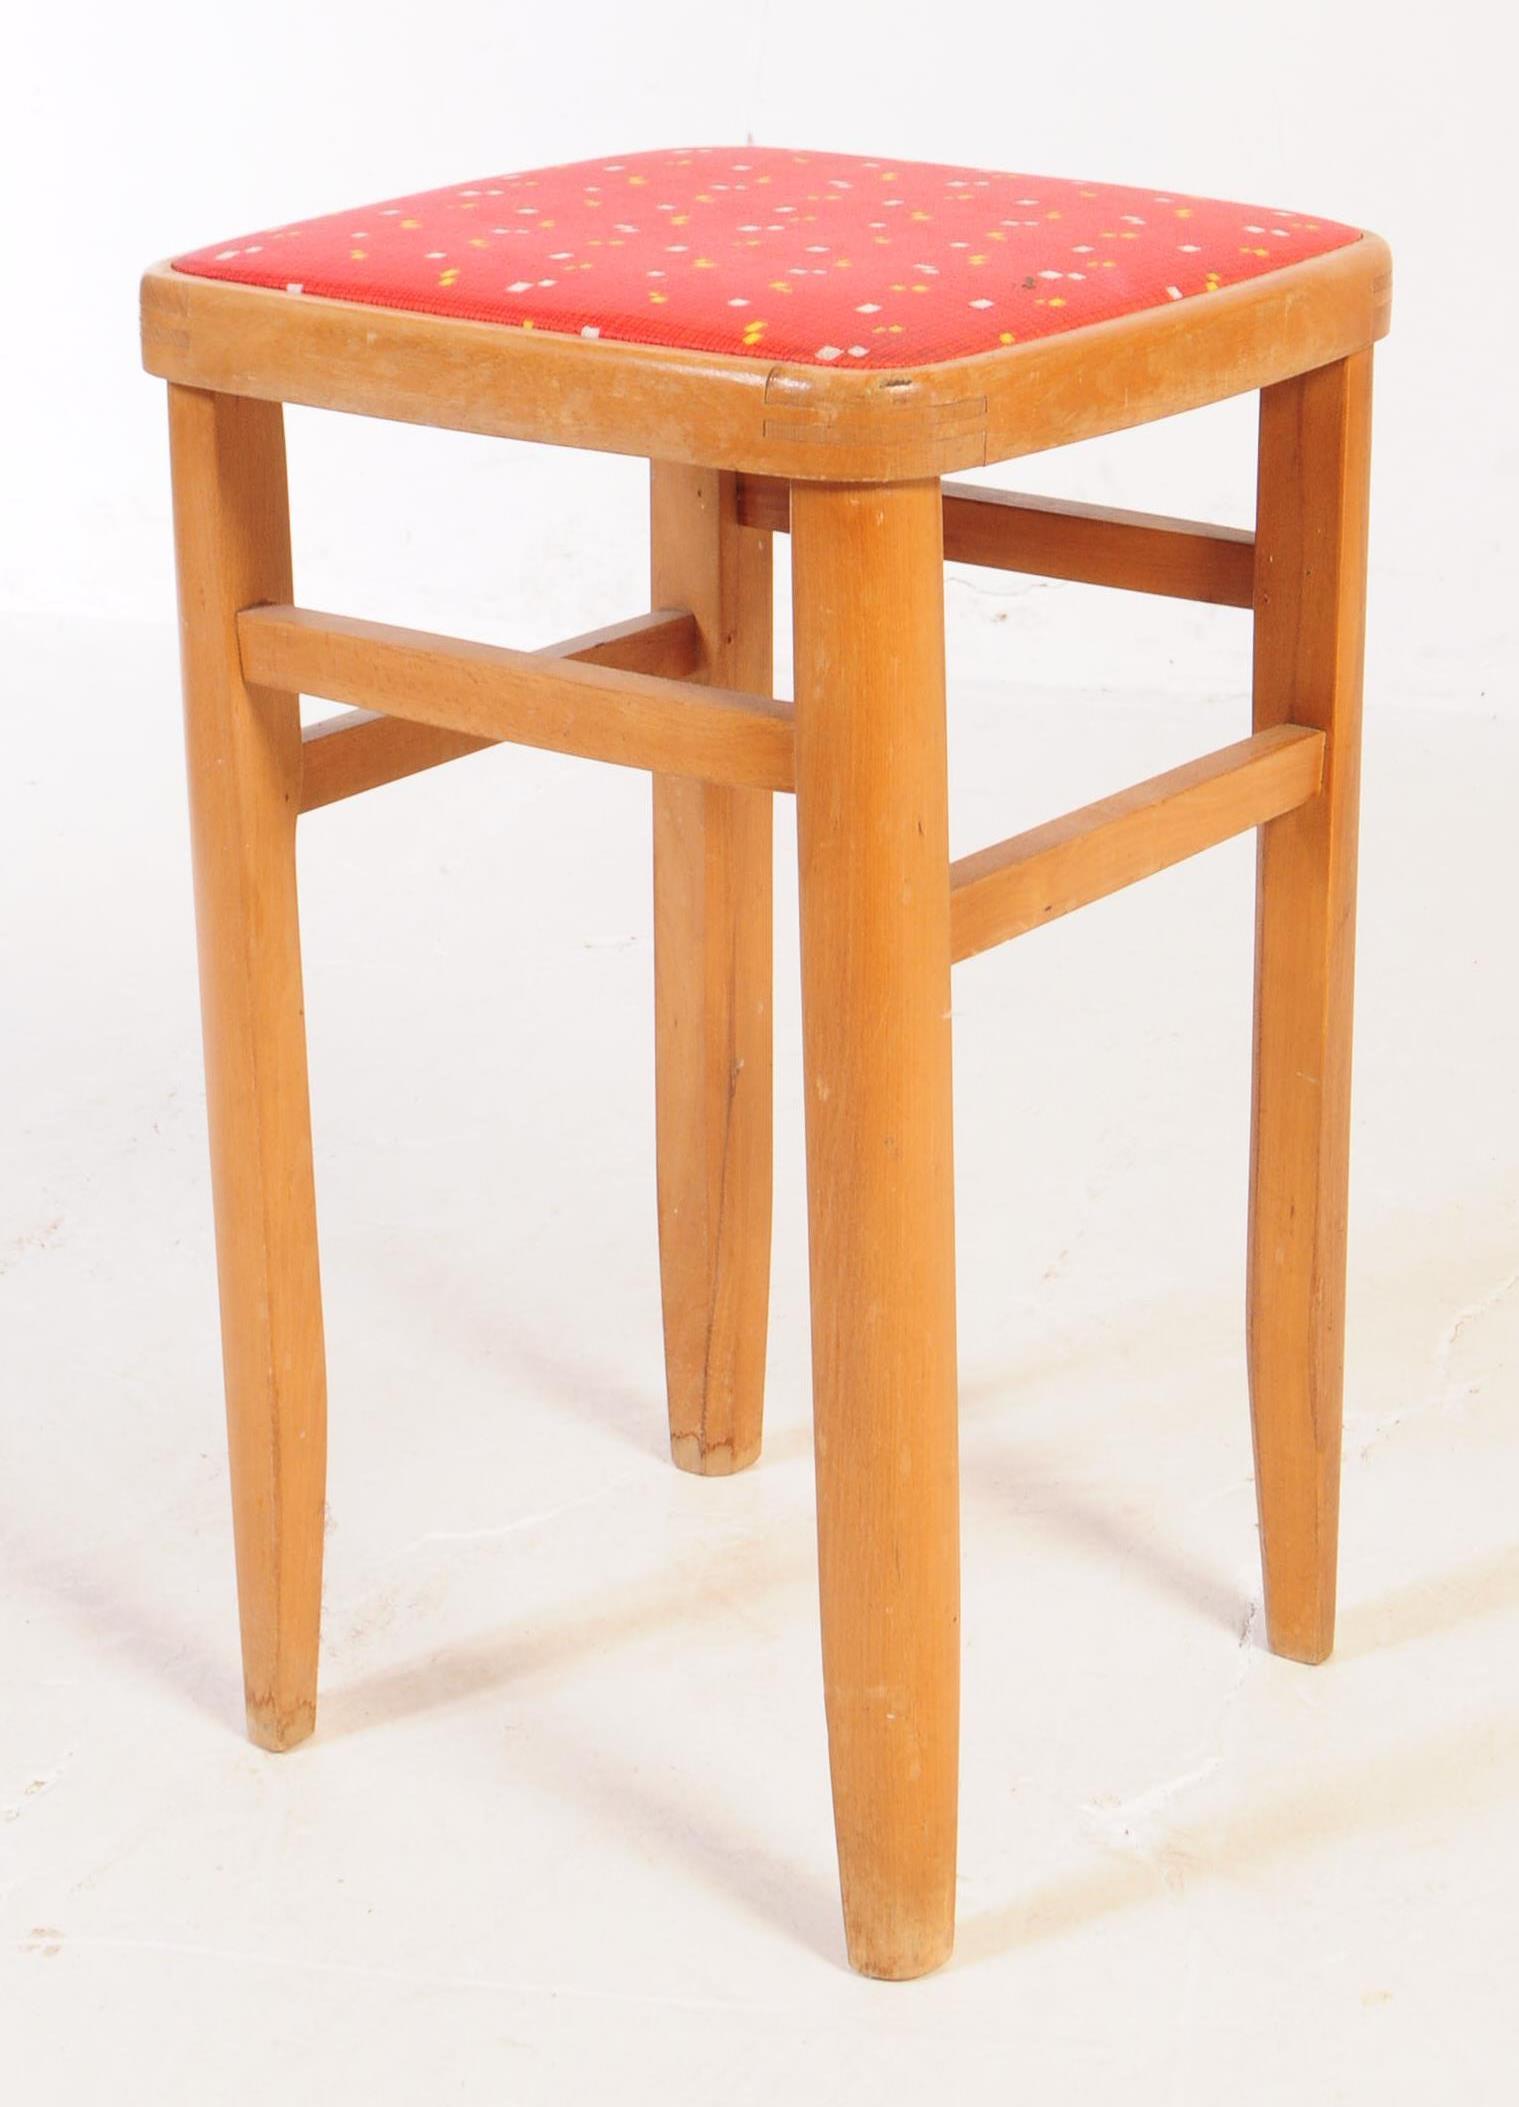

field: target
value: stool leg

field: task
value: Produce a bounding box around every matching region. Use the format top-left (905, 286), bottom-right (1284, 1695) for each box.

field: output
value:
top-left (790, 479), bottom-right (959, 1979)
top-left (650, 465), bottom-right (774, 1475)
top-left (1248, 352), bottom-right (1374, 1665)
top-left (168, 385), bottom-right (326, 1749)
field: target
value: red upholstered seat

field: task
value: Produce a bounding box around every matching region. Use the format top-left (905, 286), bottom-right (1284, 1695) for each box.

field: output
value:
top-left (172, 147), bottom-right (1362, 372)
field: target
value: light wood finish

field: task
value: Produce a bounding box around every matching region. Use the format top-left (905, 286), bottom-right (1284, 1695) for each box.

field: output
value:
top-left (950, 725), bottom-right (1325, 963)
top-left (791, 479), bottom-right (960, 1980)
top-left (239, 604), bottom-right (794, 792)
top-left (143, 236), bottom-right (1389, 481)
top-left (650, 467), bottom-right (775, 1475)
top-left (299, 609), bottom-right (700, 810)
top-left (167, 385), bottom-right (325, 1753)
top-left (738, 474), bottom-right (1255, 607)
top-left (153, 176), bottom-right (1388, 1982)
top-left (1247, 353), bottom-right (1373, 1666)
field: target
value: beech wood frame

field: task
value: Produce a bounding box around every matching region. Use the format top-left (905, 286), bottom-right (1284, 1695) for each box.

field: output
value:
top-left (152, 235), bottom-right (1385, 1981)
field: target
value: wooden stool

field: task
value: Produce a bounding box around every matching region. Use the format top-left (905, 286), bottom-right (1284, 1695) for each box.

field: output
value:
top-left (142, 147), bottom-right (1390, 1979)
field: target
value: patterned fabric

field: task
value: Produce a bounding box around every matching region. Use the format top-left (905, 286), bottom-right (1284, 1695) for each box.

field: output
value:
top-left (172, 147), bottom-right (1362, 371)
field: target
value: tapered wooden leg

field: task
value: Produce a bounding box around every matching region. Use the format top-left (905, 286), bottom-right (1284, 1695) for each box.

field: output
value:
top-left (1248, 352), bottom-right (1374, 1665)
top-left (650, 464), bottom-right (774, 1475)
top-left (790, 479), bottom-right (959, 1980)
top-left (168, 385), bottom-right (326, 1749)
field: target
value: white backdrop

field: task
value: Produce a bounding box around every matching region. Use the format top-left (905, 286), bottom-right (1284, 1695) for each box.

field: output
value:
top-left (4, 0), bottom-right (1511, 716)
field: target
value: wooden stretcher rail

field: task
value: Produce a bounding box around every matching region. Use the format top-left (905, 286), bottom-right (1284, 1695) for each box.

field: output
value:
top-left (949, 725), bottom-right (1325, 963)
top-left (238, 604), bottom-right (794, 797)
top-left (736, 473), bottom-right (1255, 607)
top-left (291, 609), bottom-right (701, 810)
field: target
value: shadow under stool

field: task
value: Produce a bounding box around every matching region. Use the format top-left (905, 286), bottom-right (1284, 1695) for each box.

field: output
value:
top-left (142, 145), bottom-right (1391, 1979)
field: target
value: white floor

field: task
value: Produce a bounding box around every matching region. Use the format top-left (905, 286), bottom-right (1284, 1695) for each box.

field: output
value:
top-left (4, 608), bottom-right (1516, 2102)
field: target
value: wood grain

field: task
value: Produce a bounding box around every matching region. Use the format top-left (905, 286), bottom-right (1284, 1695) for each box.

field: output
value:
top-left (650, 466), bottom-right (774, 1474)
top-left (791, 479), bottom-right (960, 1979)
top-left (168, 385), bottom-right (326, 1752)
top-left (239, 603), bottom-right (794, 791)
top-left (298, 609), bottom-right (700, 810)
top-left (950, 725), bottom-right (1324, 962)
top-left (738, 474), bottom-right (1256, 606)
top-left (1248, 352), bottom-right (1374, 1665)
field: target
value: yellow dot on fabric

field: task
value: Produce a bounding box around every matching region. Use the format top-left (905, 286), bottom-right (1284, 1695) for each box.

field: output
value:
top-left (910, 210), bottom-right (932, 222)
top-left (1046, 209), bottom-right (1062, 219)
top-left (628, 175), bottom-right (648, 186)
top-left (649, 290), bottom-right (668, 303)
top-left (969, 255), bottom-right (987, 266)
top-left (671, 214), bottom-right (690, 227)
top-left (693, 257), bottom-right (714, 269)
top-left (999, 331), bottom-right (1016, 343)
top-left (401, 218), bottom-right (420, 229)
top-left (1175, 207), bottom-right (1193, 219)
top-left (351, 249), bottom-right (367, 260)
top-left (1048, 296), bottom-right (1066, 307)
top-left (437, 267), bottom-right (458, 285)
top-left (1205, 272), bottom-right (1223, 291)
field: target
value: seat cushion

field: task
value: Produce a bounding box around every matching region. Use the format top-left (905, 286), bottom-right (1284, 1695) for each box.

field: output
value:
top-left (172, 146), bottom-right (1363, 371)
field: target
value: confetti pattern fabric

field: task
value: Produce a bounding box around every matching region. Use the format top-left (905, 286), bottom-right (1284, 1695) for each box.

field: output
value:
top-left (172, 147), bottom-right (1363, 371)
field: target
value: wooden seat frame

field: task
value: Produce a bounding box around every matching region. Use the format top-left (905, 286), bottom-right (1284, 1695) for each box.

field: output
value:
top-left (144, 230), bottom-right (1389, 1980)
